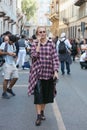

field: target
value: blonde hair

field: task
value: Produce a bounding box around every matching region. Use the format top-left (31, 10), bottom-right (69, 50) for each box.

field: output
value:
top-left (36, 26), bottom-right (46, 35)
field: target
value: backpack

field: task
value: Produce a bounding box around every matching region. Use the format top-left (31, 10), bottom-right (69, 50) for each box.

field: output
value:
top-left (58, 40), bottom-right (67, 54)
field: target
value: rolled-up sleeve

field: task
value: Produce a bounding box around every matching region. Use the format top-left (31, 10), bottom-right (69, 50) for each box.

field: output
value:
top-left (31, 43), bottom-right (40, 60)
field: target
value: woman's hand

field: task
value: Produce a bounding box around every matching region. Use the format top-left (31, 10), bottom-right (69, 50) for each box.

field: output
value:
top-left (53, 71), bottom-right (59, 80)
top-left (36, 36), bottom-right (41, 52)
top-left (37, 36), bottom-right (41, 43)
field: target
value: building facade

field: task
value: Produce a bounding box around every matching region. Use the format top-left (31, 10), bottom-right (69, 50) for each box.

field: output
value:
top-left (74, 0), bottom-right (87, 39)
top-left (49, 0), bottom-right (59, 37)
top-left (59, 0), bottom-right (87, 39)
top-left (0, 0), bottom-right (17, 35)
top-left (49, 0), bottom-right (87, 40)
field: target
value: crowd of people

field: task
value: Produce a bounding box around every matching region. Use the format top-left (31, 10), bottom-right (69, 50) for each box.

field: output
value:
top-left (0, 27), bottom-right (87, 127)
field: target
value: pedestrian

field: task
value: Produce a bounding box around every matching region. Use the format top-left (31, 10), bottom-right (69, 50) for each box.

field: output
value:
top-left (80, 38), bottom-right (87, 54)
top-left (80, 50), bottom-right (87, 69)
top-left (0, 35), bottom-right (10, 75)
top-left (56, 32), bottom-right (72, 75)
top-left (16, 34), bottom-right (28, 69)
top-left (71, 39), bottom-right (78, 61)
top-left (0, 35), bottom-right (18, 99)
top-left (28, 26), bottom-right (59, 126)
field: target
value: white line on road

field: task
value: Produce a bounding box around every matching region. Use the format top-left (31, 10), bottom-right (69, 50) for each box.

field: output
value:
top-left (52, 99), bottom-right (66, 130)
top-left (0, 85), bottom-right (28, 87)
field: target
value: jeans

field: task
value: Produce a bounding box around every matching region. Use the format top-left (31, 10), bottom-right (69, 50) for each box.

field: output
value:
top-left (61, 61), bottom-right (70, 74)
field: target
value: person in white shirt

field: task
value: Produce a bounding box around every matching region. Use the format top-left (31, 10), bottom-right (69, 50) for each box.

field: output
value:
top-left (80, 38), bottom-right (87, 54)
top-left (0, 35), bottom-right (18, 99)
top-left (80, 51), bottom-right (87, 69)
top-left (16, 35), bottom-right (28, 69)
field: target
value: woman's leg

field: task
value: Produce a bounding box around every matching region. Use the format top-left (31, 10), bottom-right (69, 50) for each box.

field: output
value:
top-left (41, 104), bottom-right (46, 120)
top-left (35, 104), bottom-right (42, 115)
top-left (35, 104), bottom-right (42, 126)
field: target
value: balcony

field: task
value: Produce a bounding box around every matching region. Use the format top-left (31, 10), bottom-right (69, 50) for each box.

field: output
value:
top-left (3, 15), bottom-right (10, 20)
top-left (0, 11), bottom-right (5, 17)
top-left (49, 12), bottom-right (59, 22)
top-left (74, 0), bottom-right (87, 6)
top-left (0, 6), bottom-right (5, 17)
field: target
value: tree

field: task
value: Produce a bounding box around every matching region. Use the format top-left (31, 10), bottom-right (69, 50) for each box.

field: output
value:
top-left (21, 0), bottom-right (37, 20)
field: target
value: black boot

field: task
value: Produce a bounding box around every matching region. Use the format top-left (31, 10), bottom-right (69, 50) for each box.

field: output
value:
top-left (35, 114), bottom-right (41, 126)
top-left (41, 110), bottom-right (46, 120)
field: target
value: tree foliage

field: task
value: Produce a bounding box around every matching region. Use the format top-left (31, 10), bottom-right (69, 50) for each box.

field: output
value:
top-left (21, 0), bottom-right (37, 20)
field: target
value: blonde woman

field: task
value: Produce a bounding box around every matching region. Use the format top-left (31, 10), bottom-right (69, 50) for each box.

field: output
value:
top-left (28, 26), bottom-right (59, 126)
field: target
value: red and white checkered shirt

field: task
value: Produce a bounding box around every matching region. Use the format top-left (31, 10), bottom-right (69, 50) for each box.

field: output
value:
top-left (28, 41), bottom-right (59, 95)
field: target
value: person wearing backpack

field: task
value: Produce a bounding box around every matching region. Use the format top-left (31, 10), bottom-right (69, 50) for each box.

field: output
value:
top-left (56, 32), bottom-right (72, 75)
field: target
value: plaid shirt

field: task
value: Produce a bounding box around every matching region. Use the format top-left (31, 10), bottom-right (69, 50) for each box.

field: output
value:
top-left (28, 41), bottom-right (59, 95)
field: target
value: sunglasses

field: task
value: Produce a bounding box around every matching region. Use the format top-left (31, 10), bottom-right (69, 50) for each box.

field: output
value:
top-left (39, 31), bottom-right (46, 34)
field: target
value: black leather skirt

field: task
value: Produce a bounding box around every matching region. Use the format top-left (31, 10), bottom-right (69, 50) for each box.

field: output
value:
top-left (34, 78), bottom-right (54, 104)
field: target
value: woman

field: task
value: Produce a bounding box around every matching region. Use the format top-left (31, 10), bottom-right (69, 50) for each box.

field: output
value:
top-left (28, 26), bottom-right (59, 126)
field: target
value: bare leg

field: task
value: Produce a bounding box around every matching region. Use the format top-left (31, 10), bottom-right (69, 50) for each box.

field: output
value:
top-left (35, 104), bottom-right (46, 121)
top-left (7, 78), bottom-right (18, 96)
top-left (8, 78), bottom-right (18, 89)
top-left (35, 104), bottom-right (42, 126)
top-left (41, 104), bottom-right (46, 120)
top-left (35, 104), bottom-right (42, 115)
top-left (41, 104), bottom-right (45, 111)
top-left (2, 79), bottom-right (10, 99)
top-left (3, 79), bottom-right (9, 92)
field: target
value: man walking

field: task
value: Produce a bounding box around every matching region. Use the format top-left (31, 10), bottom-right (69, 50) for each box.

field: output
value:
top-left (56, 32), bottom-right (72, 75)
top-left (0, 35), bottom-right (19, 99)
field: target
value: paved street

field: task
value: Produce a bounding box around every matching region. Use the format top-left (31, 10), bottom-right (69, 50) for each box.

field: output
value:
top-left (0, 60), bottom-right (87, 130)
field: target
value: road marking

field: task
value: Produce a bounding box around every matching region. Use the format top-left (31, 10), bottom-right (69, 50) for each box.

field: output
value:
top-left (52, 99), bottom-right (66, 130)
top-left (0, 85), bottom-right (28, 87)
top-left (19, 71), bottom-right (29, 74)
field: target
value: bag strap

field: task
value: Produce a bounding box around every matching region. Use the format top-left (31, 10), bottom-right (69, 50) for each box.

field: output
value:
top-left (4, 43), bottom-right (8, 52)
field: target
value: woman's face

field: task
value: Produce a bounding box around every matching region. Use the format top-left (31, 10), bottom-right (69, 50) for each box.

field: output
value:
top-left (37, 27), bottom-right (46, 40)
